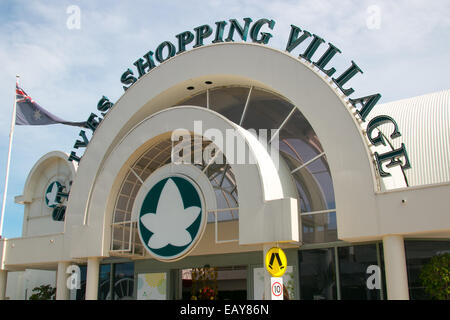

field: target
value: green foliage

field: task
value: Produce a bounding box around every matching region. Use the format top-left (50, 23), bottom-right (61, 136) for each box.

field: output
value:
top-left (419, 253), bottom-right (450, 300)
top-left (29, 284), bottom-right (56, 300)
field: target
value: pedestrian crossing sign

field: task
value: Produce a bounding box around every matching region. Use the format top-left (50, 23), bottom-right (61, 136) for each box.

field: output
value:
top-left (265, 247), bottom-right (287, 277)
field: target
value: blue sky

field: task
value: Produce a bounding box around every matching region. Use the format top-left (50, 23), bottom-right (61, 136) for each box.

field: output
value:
top-left (0, 0), bottom-right (449, 238)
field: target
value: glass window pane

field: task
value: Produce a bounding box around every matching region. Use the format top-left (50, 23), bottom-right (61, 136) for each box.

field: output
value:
top-left (113, 262), bottom-right (135, 300)
top-left (278, 109), bottom-right (334, 214)
top-left (241, 88), bottom-right (293, 131)
top-left (209, 86), bottom-right (250, 124)
top-left (182, 266), bottom-right (247, 300)
top-left (299, 248), bottom-right (337, 300)
top-left (304, 162), bottom-right (335, 210)
top-left (75, 265), bottom-right (87, 300)
top-left (405, 241), bottom-right (450, 300)
top-left (338, 245), bottom-right (382, 300)
top-left (279, 109), bottom-right (324, 155)
top-left (177, 92), bottom-right (207, 107)
top-left (277, 109), bottom-right (336, 245)
top-left (98, 264), bottom-right (111, 300)
top-left (301, 212), bottom-right (337, 244)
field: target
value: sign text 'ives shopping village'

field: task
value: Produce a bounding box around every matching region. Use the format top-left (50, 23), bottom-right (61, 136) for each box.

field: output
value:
top-left (68, 17), bottom-right (410, 178)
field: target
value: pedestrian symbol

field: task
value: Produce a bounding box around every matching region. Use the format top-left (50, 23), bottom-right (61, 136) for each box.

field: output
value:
top-left (265, 247), bottom-right (287, 277)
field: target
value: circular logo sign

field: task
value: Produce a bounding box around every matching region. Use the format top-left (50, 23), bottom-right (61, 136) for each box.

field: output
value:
top-left (138, 176), bottom-right (205, 261)
top-left (45, 181), bottom-right (62, 208)
top-left (265, 247), bottom-right (287, 277)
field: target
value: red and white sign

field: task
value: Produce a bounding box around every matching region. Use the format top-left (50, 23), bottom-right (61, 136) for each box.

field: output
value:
top-left (271, 277), bottom-right (283, 300)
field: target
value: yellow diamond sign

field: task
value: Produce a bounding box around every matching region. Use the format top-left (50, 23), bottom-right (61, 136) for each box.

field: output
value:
top-left (265, 247), bottom-right (287, 277)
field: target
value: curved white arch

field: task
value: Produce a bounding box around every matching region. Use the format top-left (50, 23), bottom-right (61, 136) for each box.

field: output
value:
top-left (20, 151), bottom-right (76, 204)
top-left (68, 106), bottom-right (298, 257)
top-left (15, 151), bottom-right (75, 237)
top-left (66, 43), bottom-right (383, 257)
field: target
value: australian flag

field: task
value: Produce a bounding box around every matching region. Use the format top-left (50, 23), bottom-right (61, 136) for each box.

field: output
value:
top-left (15, 84), bottom-right (86, 127)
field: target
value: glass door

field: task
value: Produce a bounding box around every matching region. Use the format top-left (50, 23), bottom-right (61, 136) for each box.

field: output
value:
top-left (181, 265), bottom-right (247, 300)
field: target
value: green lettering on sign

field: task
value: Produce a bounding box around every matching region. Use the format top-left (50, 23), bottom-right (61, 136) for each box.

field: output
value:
top-left (73, 130), bottom-right (89, 149)
top-left (68, 151), bottom-right (81, 163)
top-left (225, 18), bottom-right (253, 42)
top-left (86, 113), bottom-right (101, 132)
top-left (285, 24), bottom-right (311, 53)
top-left (121, 68), bottom-right (137, 91)
top-left (97, 95), bottom-right (114, 113)
top-left (375, 144), bottom-right (411, 177)
top-left (212, 21), bottom-right (227, 43)
top-left (155, 41), bottom-right (176, 63)
top-left (70, 17), bottom-right (412, 181)
top-left (133, 51), bottom-right (156, 78)
top-left (313, 42), bottom-right (341, 77)
top-left (332, 61), bottom-right (363, 96)
top-left (176, 31), bottom-right (195, 54)
top-left (250, 19), bottom-right (275, 44)
top-left (366, 115), bottom-right (402, 146)
top-left (193, 24), bottom-right (213, 48)
top-left (351, 93), bottom-right (382, 121)
top-left (300, 34), bottom-right (324, 62)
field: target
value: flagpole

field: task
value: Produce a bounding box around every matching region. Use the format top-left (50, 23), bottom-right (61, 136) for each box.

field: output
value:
top-left (0, 75), bottom-right (19, 239)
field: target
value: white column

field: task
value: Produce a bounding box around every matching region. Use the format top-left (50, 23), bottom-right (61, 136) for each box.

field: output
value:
top-left (382, 235), bottom-right (409, 300)
top-left (56, 262), bottom-right (70, 300)
top-left (85, 257), bottom-right (100, 300)
top-left (0, 270), bottom-right (7, 300)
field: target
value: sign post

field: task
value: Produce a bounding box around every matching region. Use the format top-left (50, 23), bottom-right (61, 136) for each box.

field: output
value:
top-left (265, 247), bottom-right (287, 300)
top-left (271, 277), bottom-right (283, 300)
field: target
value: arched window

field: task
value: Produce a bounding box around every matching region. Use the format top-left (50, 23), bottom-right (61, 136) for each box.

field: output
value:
top-left (111, 86), bottom-right (338, 256)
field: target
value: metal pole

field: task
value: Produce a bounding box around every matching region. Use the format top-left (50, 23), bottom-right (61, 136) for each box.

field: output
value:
top-left (334, 246), bottom-right (341, 300)
top-left (0, 75), bottom-right (19, 238)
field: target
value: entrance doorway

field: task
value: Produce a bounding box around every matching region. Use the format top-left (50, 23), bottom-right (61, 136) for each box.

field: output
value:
top-left (181, 265), bottom-right (247, 300)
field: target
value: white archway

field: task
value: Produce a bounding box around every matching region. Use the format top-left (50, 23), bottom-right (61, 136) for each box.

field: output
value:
top-left (20, 151), bottom-right (76, 204)
top-left (65, 43), bottom-right (382, 258)
top-left (69, 106), bottom-right (299, 257)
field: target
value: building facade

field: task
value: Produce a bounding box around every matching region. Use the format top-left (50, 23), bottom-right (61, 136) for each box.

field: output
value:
top-left (0, 23), bottom-right (449, 300)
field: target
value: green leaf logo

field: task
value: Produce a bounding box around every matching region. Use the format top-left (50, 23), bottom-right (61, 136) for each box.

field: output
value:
top-left (138, 177), bottom-right (204, 261)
